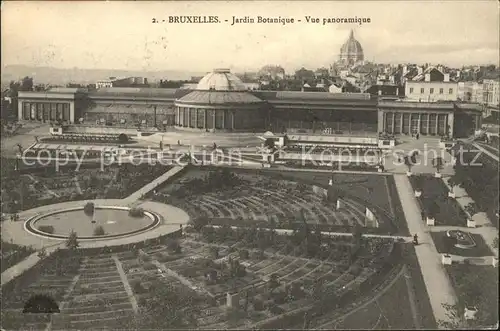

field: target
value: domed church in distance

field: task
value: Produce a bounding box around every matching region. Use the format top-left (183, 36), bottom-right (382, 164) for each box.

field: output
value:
top-left (338, 30), bottom-right (364, 66)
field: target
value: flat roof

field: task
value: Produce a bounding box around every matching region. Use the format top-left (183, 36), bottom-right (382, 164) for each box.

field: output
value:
top-left (88, 87), bottom-right (181, 99)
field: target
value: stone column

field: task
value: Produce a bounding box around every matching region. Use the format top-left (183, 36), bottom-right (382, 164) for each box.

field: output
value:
top-left (418, 113), bottom-right (422, 133)
top-left (204, 109), bottom-right (208, 130)
top-left (222, 109), bottom-right (225, 129)
top-left (392, 112), bottom-right (395, 133)
top-left (212, 109), bottom-right (216, 131)
top-left (194, 108), bottom-right (198, 128)
top-left (377, 109), bottom-right (384, 133)
top-left (399, 113), bottom-right (404, 133)
top-left (427, 114), bottom-right (431, 135)
top-left (231, 111), bottom-right (235, 130)
top-left (70, 101), bottom-right (75, 124)
top-left (435, 113), bottom-right (439, 135)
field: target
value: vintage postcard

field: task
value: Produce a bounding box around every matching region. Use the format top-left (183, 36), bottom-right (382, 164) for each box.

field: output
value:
top-left (1, 1), bottom-right (498, 330)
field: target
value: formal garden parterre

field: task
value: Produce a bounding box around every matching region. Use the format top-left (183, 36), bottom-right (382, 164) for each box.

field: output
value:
top-left (0, 158), bottom-right (172, 213)
top-left (409, 174), bottom-right (469, 226)
top-left (1, 223), bottom-right (436, 330)
top-left (148, 166), bottom-right (409, 236)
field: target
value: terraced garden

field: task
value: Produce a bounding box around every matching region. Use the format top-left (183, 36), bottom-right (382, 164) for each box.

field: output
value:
top-left (0, 161), bottom-right (172, 213)
top-left (149, 167), bottom-right (407, 235)
top-left (1, 227), bottom-right (424, 330)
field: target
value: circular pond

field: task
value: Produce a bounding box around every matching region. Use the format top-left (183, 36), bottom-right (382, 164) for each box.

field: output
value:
top-left (25, 206), bottom-right (161, 240)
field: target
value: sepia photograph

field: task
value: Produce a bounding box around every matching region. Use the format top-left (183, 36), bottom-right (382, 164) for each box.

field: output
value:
top-left (1, 0), bottom-right (499, 330)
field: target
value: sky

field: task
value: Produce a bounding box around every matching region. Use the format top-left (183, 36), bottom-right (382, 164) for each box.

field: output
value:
top-left (2, 0), bottom-right (499, 73)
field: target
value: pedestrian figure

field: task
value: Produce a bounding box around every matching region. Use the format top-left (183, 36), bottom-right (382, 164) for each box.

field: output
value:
top-left (416, 133), bottom-right (420, 140)
top-left (413, 233), bottom-right (419, 245)
top-left (421, 211), bottom-right (425, 220)
top-left (213, 142), bottom-right (217, 150)
top-left (178, 140), bottom-right (181, 145)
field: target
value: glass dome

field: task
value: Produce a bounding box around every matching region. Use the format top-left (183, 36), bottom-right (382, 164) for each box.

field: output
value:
top-left (196, 69), bottom-right (247, 91)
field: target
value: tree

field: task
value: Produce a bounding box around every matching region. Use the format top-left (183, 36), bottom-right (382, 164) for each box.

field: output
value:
top-left (465, 202), bottom-right (477, 217)
top-left (83, 202), bottom-right (95, 217)
top-left (448, 176), bottom-right (460, 195)
top-left (66, 230), bottom-right (79, 250)
top-left (37, 248), bottom-right (47, 259)
top-left (209, 246), bottom-right (219, 260)
top-left (93, 226), bottom-right (106, 236)
top-left (433, 157), bottom-right (445, 174)
top-left (268, 273), bottom-right (280, 293)
top-left (404, 155), bottom-right (413, 173)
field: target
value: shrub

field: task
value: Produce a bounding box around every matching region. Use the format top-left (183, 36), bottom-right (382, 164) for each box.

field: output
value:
top-left (239, 249), bottom-right (250, 259)
top-left (166, 240), bottom-right (181, 253)
top-left (349, 264), bottom-right (362, 276)
top-left (93, 226), bottom-right (106, 236)
top-left (131, 280), bottom-right (145, 294)
top-left (38, 225), bottom-right (54, 234)
top-left (143, 262), bottom-right (157, 271)
top-left (83, 202), bottom-right (95, 216)
top-left (129, 207), bottom-right (145, 218)
top-left (253, 298), bottom-right (265, 311)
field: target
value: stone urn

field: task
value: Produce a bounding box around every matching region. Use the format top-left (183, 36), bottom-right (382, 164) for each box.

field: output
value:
top-left (434, 172), bottom-right (442, 178)
top-left (426, 217), bottom-right (435, 226)
top-left (406, 171), bottom-right (412, 177)
top-left (414, 190), bottom-right (422, 197)
top-left (448, 191), bottom-right (455, 198)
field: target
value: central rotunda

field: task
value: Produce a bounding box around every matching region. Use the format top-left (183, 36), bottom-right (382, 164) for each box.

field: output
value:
top-left (174, 69), bottom-right (266, 131)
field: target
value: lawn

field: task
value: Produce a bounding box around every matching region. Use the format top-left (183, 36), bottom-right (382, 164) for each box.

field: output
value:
top-left (444, 264), bottom-right (499, 327)
top-left (409, 175), bottom-right (469, 226)
top-left (430, 231), bottom-right (493, 257)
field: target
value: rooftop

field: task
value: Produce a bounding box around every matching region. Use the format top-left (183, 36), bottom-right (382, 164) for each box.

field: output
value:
top-left (175, 90), bottom-right (263, 105)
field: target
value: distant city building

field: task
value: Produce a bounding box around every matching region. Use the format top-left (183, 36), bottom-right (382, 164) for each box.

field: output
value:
top-left (483, 77), bottom-right (499, 107)
top-left (96, 77), bottom-right (148, 89)
top-left (258, 65), bottom-right (286, 80)
top-left (458, 81), bottom-right (483, 103)
top-left (405, 67), bottom-right (458, 102)
top-left (338, 30), bottom-right (364, 67)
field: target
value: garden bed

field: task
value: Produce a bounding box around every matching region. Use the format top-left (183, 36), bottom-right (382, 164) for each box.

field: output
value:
top-left (430, 231), bottom-right (493, 257)
top-left (444, 264), bottom-right (499, 327)
top-left (409, 175), bottom-right (468, 226)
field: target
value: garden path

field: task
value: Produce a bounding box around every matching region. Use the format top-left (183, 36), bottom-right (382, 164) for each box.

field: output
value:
top-left (122, 165), bottom-right (185, 203)
top-left (393, 174), bottom-right (457, 327)
top-left (112, 255), bottom-right (139, 313)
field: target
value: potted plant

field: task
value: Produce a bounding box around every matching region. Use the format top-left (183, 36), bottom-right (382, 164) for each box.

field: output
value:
top-left (465, 202), bottom-right (477, 228)
top-left (404, 156), bottom-right (413, 176)
top-left (433, 157), bottom-right (444, 178)
top-left (441, 234), bottom-right (456, 265)
top-left (426, 201), bottom-right (438, 226)
top-left (414, 176), bottom-right (423, 197)
top-left (447, 176), bottom-right (459, 198)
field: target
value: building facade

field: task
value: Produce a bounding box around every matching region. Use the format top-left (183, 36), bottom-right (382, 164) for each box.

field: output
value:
top-left (405, 67), bottom-right (458, 102)
top-left (17, 71), bottom-right (482, 138)
top-left (483, 78), bottom-right (500, 107)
